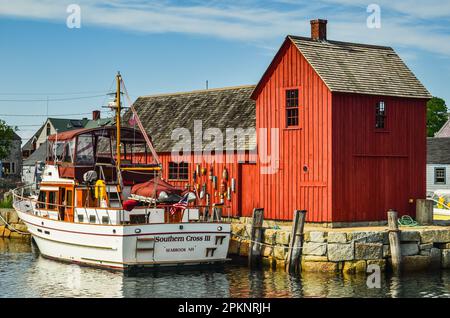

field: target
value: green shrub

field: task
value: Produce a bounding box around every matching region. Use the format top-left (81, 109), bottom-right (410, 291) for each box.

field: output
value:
top-left (0, 196), bottom-right (13, 208)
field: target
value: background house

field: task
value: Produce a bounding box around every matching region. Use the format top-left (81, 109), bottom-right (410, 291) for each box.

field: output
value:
top-left (0, 131), bottom-right (22, 179)
top-left (426, 137), bottom-right (450, 196)
top-left (434, 117), bottom-right (450, 138)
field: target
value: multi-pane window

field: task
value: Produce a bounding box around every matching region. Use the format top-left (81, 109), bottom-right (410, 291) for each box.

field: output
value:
top-left (47, 191), bottom-right (57, 210)
top-left (286, 89), bottom-right (299, 127)
top-left (375, 101), bottom-right (386, 129)
top-left (168, 162), bottom-right (189, 180)
top-left (435, 167), bottom-right (446, 184)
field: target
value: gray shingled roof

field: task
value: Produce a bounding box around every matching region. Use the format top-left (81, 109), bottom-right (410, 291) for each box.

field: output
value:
top-left (23, 141), bottom-right (47, 166)
top-left (434, 118), bottom-right (450, 138)
top-left (288, 36), bottom-right (432, 99)
top-left (427, 138), bottom-right (450, 164)
top-left (124, 86), bottom-right (256, 152)
top-left (22, 126), bottom-right (43, 151)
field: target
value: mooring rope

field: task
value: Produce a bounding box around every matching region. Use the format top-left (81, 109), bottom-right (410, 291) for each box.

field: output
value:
top-left (397, 215), bottom-right (419, 227)
top-left (0, 213), bottom-right (30, 235)
top-left (231, 228), bottom-right (391, 253)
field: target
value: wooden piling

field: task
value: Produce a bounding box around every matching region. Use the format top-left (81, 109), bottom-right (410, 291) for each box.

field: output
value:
top-left (248, 208), bottom-right (264, 267)
top-left (286, 210), bottom-right (307, 273)
top-left (416, 199), bottom-right (433, 225)
top-left (388, 210), bottom-right (402, 274)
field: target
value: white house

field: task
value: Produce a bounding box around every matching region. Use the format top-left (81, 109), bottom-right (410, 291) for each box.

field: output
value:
top-left (427, 137), bottom-right (450, 196)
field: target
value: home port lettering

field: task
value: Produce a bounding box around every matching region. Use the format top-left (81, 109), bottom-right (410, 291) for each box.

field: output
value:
top-left (178, 302), bottom-right (271, 315)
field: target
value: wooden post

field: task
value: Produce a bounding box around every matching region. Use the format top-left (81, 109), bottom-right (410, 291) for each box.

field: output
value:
top-left (248, 208), bottom-right (264, 267)
top-left (416, 199), bottom-right (433, 225)
top-left (388, 210), bottom-right (402, 275)
top-left (286, 210), bottom-right (307, 273)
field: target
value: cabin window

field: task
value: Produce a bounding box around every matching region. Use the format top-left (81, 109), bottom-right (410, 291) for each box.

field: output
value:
top-left (77, 214), bottom-right (84, 223)
top-left (168, 162), bottom-right (189, 180)
top-left (54, 142), bottom-right (65, 162)
top-left (37, 191), bottom-right (46, 209)
top-left (89, 215), bottom-right (96, 223)
top-left (46, 123), bottom-right (51, 136)
top-left (47, 191), bottom-right (57, 210)
top-left (435, 168), bottom-right (446, 185)
top-left (375, 101), bottom-right (386, 129)
top-left (76, 135), bottom-right (95, 165)
top-left (102, 216), bottom-right (110, 224)
top-left (63, 141), bottom-right (75, 163)
top-left (66, 190), bottom-right (73, 208)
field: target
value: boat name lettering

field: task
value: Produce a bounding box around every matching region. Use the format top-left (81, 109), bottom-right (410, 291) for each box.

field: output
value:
top-left (154, 235), bottom-right (208, 242)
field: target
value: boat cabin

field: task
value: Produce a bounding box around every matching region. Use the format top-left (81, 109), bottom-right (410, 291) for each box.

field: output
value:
top-left (46, 126), bottom-right (160, 184)
top-left (31, 126), bottom-right (204, 226)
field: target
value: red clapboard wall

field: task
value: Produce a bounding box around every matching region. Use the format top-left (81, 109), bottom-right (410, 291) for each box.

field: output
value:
top-left (252, 39), bottom-right (333, 222)
top-left (135, 152), bottom-right (257, 218)
top-left (332, 93), bottom-right (427, 222)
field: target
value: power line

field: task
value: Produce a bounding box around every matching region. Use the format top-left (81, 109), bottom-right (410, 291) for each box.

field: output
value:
top-left (0, 94), bottom-right (108, 102)
top-left (0, 90), bottom-right (110, 96)
top-left (0, 111), bottom-right (110, 117)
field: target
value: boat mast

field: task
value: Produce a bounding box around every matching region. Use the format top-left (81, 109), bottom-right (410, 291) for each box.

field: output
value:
top-left (116, 72), bottom-right (122, 169)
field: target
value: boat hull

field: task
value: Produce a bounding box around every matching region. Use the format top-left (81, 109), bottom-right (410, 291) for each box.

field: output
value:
top-left (17, 210), bottom-right (231, 270)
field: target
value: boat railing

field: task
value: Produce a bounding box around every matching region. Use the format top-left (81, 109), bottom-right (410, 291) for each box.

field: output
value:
top-left (12, 184), bottom-right (231, 224)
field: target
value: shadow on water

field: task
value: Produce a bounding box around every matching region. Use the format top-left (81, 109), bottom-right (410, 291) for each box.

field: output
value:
top-left (0, 238), bottom-right (450, 298)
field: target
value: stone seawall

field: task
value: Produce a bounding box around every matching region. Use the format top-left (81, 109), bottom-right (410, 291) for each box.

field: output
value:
top-left (229, 218), bottom-right (450, 274)
top-left (0, 209), bottom-right (30, 240)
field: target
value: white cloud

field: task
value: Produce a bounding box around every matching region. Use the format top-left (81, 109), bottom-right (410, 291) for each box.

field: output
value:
top-left (0, 0), bottom-right (449, 57)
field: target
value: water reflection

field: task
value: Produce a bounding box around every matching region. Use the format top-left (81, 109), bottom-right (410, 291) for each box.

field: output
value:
top-left (0, 238), bottom-right (449, 298)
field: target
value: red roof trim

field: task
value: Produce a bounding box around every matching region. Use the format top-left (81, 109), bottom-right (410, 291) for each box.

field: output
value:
top-left (47, 126), bottom-right (141, 142)
top-left (250, 37), bottom-right (292, 100)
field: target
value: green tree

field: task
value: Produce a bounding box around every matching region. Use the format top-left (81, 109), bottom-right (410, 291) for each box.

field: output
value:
top-left (0, 120), bottom-right (16, 161)
top-left (427, 97), bottom-right (448, 137)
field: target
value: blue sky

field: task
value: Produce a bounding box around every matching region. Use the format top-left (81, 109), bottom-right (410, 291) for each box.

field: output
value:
top-left (0, 0), bottom-right (449, 143)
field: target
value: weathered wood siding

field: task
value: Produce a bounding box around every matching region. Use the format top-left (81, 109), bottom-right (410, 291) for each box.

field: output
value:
top-left (332, 93), bottom-right (427, 222)
top-left (254, 39), bottom-right (333, 221)
top-left (139, 152), bottom-right (257, 218)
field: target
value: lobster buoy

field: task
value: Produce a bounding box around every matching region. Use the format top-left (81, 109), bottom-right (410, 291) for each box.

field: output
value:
top-left (231, 178), bottom-right (236, 192)
top-left (209, 165), bottom-right (214, 180)
top-left (220, 180), bottom-right (227, 194)
top-left (222, 167), bottom-right (228, 181)
top-left (196, 164), bottom-right (200, 176)
top-left (227, 187), bottom-right (231, 201)
top-left (206, 193), bottom-right (210, 205)
top-left (200, 183), bottom-right (206, 199)
top-left (212, 176), bottom-right (218, 190)
top-left (201, 167), bottom-right (207, 176)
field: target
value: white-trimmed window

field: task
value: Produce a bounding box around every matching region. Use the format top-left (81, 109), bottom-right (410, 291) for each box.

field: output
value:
top-left (375, 101), bottom-right (386, 129)
top-left (435, 167), bottom-right (446, 184)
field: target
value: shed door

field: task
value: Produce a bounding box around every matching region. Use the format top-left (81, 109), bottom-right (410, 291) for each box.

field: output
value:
top-left (238, 163), bottom-right (259, 217)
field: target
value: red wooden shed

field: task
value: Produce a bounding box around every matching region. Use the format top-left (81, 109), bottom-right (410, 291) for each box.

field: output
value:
top-left (127, 19), bottom-right (431, 225)
top-left (251, 19), bottom-right (432, 224)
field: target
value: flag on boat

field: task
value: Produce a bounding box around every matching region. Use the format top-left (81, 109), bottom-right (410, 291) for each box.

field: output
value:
top-left (170, 194), bottom-right (189, 215)
top-left (128, 113), bottom-right (137, 126)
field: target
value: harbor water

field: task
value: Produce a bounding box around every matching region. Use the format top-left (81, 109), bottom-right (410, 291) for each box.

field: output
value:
top-left (0, 238), bottom-right (449, 298)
